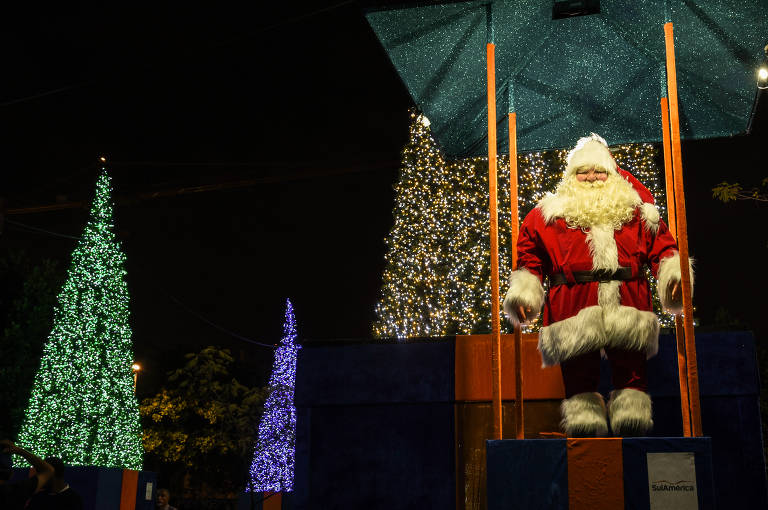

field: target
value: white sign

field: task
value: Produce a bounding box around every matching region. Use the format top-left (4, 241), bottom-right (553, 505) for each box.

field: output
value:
top-left (647, 452), bottom-right (698, 510)
top-left (145, 482), bottom-right (154, 501)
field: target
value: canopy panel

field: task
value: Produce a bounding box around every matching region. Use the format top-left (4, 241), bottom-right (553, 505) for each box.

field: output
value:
top-left (366, 0), bottom-right (767, 155)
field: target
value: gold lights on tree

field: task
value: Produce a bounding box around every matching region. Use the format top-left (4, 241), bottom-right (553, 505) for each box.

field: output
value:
top-left (374, 112), bottom-right (674, 339)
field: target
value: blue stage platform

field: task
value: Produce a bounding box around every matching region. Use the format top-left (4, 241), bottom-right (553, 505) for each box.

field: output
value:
top-left (487, 437), bottom-right (715, 510)
top-left (291, 332), bottom-right (767, 509)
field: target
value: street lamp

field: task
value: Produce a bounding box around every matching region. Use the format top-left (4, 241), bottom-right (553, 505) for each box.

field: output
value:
top-left (747, 50), bottom-right (768, 133)
top-left (131, 363), bottom-right (141, 394)
top-left (758, 67), bottom-right (768, 90)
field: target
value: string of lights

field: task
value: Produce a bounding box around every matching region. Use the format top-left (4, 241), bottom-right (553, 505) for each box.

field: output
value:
top-left (164, 293), bottom-right (277, 348)
top-left (5, 218), bottom-right (83, 240)
top-left (14, 169), bottom-right (144, 469)
top-left (374, 111), bottom-right (674, 339)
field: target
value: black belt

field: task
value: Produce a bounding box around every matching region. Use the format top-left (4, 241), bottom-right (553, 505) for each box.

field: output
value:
top-left (549, 267), bottom-right (634, 287)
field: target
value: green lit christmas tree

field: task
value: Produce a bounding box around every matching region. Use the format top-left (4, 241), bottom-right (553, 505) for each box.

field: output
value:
top-left (374, 113), bottom-right (674, 338)
top-left (15, 168), bottom-right (143, 469)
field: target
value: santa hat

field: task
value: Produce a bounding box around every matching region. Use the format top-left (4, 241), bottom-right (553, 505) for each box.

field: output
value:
top-left (565, 133), bottom-right (617, 176)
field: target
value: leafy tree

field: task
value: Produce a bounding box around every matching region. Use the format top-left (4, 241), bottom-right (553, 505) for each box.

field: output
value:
top-left (712, 178), bottom-right (768, 203)
top-left (0, 250), bottom-right (63, 439)
top-left (140, 346), bottom-right (266, 498)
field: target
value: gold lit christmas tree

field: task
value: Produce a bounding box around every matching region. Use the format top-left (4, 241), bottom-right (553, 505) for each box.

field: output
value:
top-left (374, 112), bottom-right (674, 339)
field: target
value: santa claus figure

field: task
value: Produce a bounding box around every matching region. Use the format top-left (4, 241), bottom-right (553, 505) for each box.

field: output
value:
top-left (503, 133), bottom-right (692, 437)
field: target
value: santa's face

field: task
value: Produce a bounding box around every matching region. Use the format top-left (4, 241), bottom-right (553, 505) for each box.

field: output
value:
top-left (554, 165), bottom-right (640, 229)
top-left (575, 166), bottom-right (608, 183)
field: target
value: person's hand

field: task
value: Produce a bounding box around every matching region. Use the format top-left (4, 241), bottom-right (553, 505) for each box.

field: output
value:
top-left (670, 281), bottom-right (682, 303)
top-left (516, 305), bottom-right (533, 323)
top-left (1, 439), bottom-right (54, 490)
top-left (0, 439), bottom-right (17, 454)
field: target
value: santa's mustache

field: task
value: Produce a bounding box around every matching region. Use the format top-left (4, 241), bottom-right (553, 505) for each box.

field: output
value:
top-left (574, 179), bottom-right (608, 189)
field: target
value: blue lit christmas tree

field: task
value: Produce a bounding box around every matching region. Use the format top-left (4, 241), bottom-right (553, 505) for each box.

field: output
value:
top-left (15, 167), bottom-right (143, 469)
top-left (247, 299), bottom-right (300, 492)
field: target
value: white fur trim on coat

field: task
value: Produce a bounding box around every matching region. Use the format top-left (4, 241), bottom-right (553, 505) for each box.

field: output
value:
top-left (561, 392), bottom-right (608, 437)
top-left (609, 388), bottom-right (653, 436)
top-left (537, 193), bottom-right (568, 225)
top-left (586, 225), bottom-right (619, 272)
top-left (639, 202), bottom-right (660, 234)
top-left (566, 134), bottom-right (617, 176)
top-left (503, 268), bottom-right (545, 326)
top-left (538, 305), bottom-right (660, 367)
top-left (657, 252), bottom-right (694, 314)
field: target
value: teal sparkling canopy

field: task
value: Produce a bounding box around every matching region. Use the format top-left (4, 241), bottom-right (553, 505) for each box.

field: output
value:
top-left (365, 1), bottom-right (767, 156)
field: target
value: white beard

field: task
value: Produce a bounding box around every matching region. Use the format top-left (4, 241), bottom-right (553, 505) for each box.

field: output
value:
top-left (543, 174), bottom-right (642, 230)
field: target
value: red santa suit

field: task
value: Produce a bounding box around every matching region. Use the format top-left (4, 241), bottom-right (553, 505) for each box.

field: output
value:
top-left (503, 134), bottom-right (692, 437)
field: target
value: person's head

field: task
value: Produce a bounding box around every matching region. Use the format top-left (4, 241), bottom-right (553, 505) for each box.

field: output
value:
top-left (42, 457), bottom-right (66, 489)
top-left (547, 133), bottom-right (641, 229)
top-left (157, 488), bottom-right (171, 507)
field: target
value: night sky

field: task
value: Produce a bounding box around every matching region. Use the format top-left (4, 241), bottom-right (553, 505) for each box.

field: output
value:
top-left (1, 2), bottom-right (766, 393)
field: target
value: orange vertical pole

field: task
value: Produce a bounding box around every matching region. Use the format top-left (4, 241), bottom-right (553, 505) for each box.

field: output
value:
top-left (120, 470), bottom-right (138, 510)
top-left (508, 112), bottom-right (524, 439)
top-left (263, 492), bottom-right (282, 510)
top-left (487, 42), bottom-right (502, 440)
top-left (660, 98), bottom-right (677, 240)
top-left (508, 113), bottom-right (519, 271)
top-left (664, 22), bottom-right (703, 437)
top-left (661, 97), bottom-right (692, 437)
